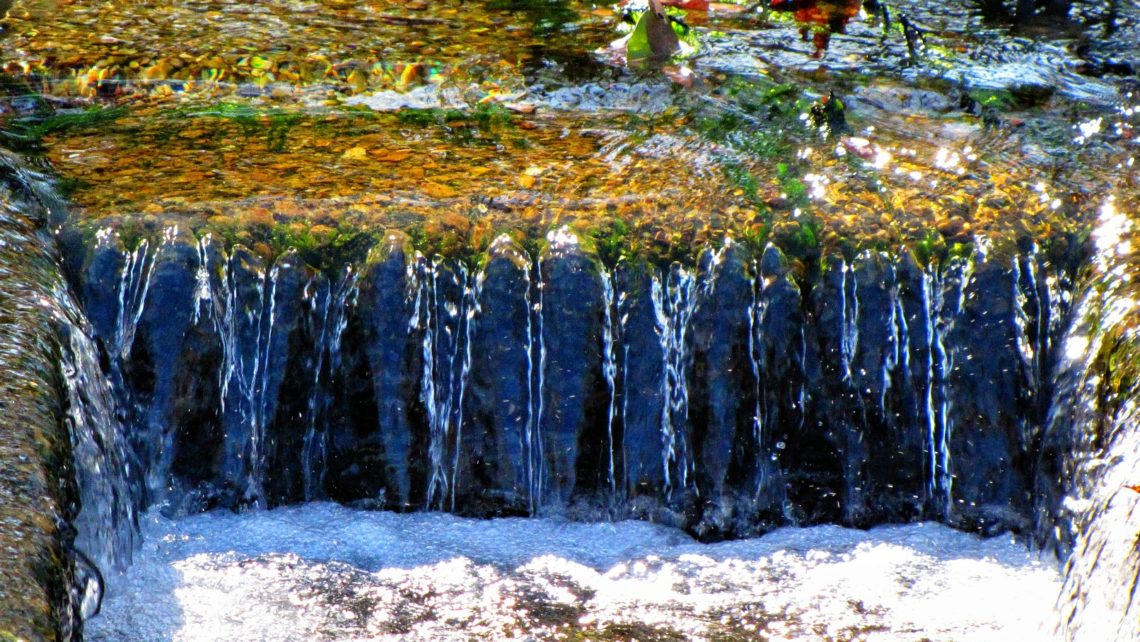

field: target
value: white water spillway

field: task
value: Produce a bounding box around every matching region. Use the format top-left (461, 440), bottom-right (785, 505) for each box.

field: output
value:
top-left (87, 503), bottom-right (1059, 642)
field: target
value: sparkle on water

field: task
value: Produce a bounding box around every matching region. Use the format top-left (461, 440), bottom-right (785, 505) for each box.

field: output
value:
top-left (2, 0), bottom-right (1135, 266)
top-left (4, 1), bottom-right (1138, 638)
top-left (87, 503), bottom-right (1060, 642)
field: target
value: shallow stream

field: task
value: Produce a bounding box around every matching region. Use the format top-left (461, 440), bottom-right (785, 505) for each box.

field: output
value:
top-left (1, 1), bottom-right (1138, 640)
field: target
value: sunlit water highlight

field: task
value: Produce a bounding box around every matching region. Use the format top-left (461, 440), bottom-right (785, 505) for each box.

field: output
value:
top-left (87, 503), bottom-right (1059, 642)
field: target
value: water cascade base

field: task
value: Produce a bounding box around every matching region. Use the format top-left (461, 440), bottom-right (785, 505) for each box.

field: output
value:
top-left (87, 502), bottom-right (1060, 642)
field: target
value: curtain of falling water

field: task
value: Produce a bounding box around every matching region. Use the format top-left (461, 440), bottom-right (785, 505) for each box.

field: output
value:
top-left (1034, 198), bottom-right (1140, 642)
top-left (65, 222), bottom-right (1077, 555)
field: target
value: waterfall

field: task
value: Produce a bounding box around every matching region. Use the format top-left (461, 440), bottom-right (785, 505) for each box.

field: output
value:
top-left (601, 268), bottom-right (619, 499)
top-left (654, 265), bottom-right (695, 499)
top-left (420, 258), bottom-right (473, 511)
top-left (1034, 198), bottom-right (1140, 641)
top-left (525, 248), bottom-right (544, 513)
top-left (53, 211), bottom-right (1140, 641)
top-left (112, 236), bottom-right (153, 362)
top-left (57, 284), bottom-right (138, 573)
top-left (301, 266), bottom-right (358, 501)
top-left (56, 221), bottom-right (1098, 553)
top-left (449, 272), bottom-right (477, 511)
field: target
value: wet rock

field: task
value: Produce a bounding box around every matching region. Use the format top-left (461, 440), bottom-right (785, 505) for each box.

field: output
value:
top-left (656, 263), bottom-right (700, 522)
top-left (79, 228), bottom-right (130, 349)
top-left (259, 250), bottom-right (319, 507)
top-left (533, 81), bottom-right (674, 113)
top-left (753, 245), bottom-right (807, 523)
top-left (845, 84), bottom-right (955, 117)
top-left (59, 223), bottom-right (1080, 543)
top-left (122, 225), bottom-right (219, 507)
top-left (415, 257), bottom-right (470, 511)
top-left (539, 229), bottom-right (609, 511)
top-left (457, 237), bottom-right (534, 515)
top-left (942, 251), bottom-right (1036, 534)
top-left (326, 232), bottom-right (426, 510)
top-left (1017, 246), bottom-right (1061, 425)
top-left (848, 253), bottom-right (900, 515)
top-left (850, 252), bottom-right (926, 523)
top-left (207, 242), bottom-right (266, 504)
top-left (297, 268), bottom-right (359, 504)
top-left (895, 249), bottom-right (940, 517)
top-left (615, 260), bottom-right (667, 501)
top-left (806, 254), bottom-right (867, 526)
top-left (688, 241), bottom-right (760, 536)
top-left (0, 203), bottom-right (83, 641)
top-left (1032, 255), bottom-right (1140, 642)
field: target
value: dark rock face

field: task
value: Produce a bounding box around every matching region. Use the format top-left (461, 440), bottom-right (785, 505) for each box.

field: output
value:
top-left (850, 252), bottom-right (926, 524)
top-left (614, 262), bottom-right (667, 501)
top-left (942, 252), bottom-right (1038, 534)
top-left (79, 230), bottom-right (131, 350)
top-left (754, 246), bottom-right (813, 523)
top-left (62, 225), bottom-right (1078, 543)
top-left (457, 238), bottom-right (533, 515)
top-left (328, 233), bottom-right (426, 510)
top-left (539, 234), bottom-right (609, 511)
top-left (687, 242), bottom-right (762, 536)
top-left (805, 254), bottom-right (865, 525)
top-left (121, 226), bottom-right (209, 507)
top-left (258, 250), bottom-right (320, 507)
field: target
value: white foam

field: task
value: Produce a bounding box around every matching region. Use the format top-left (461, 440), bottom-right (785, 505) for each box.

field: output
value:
top-left (87, 503), bottom-right (1060, 642)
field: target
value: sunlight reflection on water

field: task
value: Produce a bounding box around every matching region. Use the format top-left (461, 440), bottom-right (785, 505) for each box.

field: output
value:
top-left (88, 502), bottom-right (1060, 642)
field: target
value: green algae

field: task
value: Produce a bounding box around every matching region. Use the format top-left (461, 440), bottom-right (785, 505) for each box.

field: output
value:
top-left (0, 104), bottom-right (125, 151)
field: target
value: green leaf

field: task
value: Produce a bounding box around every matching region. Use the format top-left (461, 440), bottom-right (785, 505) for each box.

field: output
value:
top-left (626, 11), bottom-right (652, 60)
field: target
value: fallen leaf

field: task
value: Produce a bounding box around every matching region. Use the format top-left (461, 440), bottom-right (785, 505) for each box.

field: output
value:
top-left (373, 149), bottom-right (412, 162)
top-left (423, 182), bottom-right (457, 198)
top-left (438, 210), bottom-right (471, 231)
top-left (663, 65), bottom-right (695, 88)
top-left (503, 102), bottom-right (537, 114)
top-left (341, 146), bottom-right (368, 161)
top-left (627, 2), bottom-right (680, 60)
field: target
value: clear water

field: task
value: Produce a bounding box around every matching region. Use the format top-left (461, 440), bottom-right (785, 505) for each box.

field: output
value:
top-left (87, 503), bottom-right (1059, 641)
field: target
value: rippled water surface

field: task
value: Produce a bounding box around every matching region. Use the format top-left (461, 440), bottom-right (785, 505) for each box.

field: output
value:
top-left (2, 1), bottom-right (1134, 639)
top-left (88, 503), bottom-right (1059, 642)
top-left (2, 0), bottom-right (1135, 261)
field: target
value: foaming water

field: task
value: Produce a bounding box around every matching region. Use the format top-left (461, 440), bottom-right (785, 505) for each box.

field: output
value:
top-left (87, 503), bottom-right (1058, 642)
